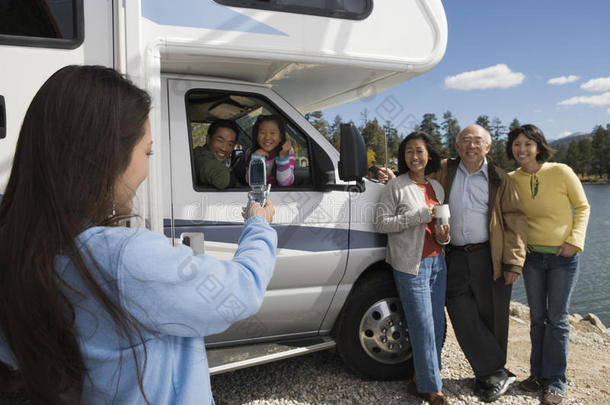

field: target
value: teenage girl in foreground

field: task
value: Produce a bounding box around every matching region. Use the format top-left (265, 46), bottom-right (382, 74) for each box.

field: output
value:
top-left (0, 65), bottom-right (276, 404)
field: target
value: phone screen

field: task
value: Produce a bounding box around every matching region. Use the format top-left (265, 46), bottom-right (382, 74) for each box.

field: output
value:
top-left (249, 159), bottom-right (266, 187)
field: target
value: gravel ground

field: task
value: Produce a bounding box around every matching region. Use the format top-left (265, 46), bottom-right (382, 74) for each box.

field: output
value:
top-left (211, 339), bottom-right (541, 405)
top-left (211, 303), bottom-right (609, 405)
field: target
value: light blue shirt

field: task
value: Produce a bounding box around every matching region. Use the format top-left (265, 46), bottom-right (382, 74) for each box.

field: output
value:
top-left (0, 216), bottom-right (277, 404)
top-left (449, 159), bottom-right (490, 246)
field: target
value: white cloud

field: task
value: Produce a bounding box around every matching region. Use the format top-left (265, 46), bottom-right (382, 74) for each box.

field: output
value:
top-left (581, 77), bottom-right (610, 92)
top-left (444, 64), bottom-right (525, 90)
top-left (558, 131), bottom-right (572, 139)
top-left (558, 92), bottom-right (610, 107)
top-left (547, 75), bottom-right (580, 85)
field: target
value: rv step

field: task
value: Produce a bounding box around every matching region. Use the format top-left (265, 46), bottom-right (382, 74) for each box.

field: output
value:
top-left (208, 337), bottom-right (336, 375)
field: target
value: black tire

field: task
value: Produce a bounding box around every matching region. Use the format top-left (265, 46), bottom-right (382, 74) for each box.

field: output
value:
top-left (334, 270), bottom-right (414, 380)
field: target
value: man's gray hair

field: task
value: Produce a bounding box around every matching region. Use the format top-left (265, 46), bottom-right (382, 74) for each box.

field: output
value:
top-left (457, 125), bottom-right (492, 145)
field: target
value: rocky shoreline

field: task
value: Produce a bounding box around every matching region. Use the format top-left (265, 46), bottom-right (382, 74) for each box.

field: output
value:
top-left (211, 302), bottom-right (610, 404)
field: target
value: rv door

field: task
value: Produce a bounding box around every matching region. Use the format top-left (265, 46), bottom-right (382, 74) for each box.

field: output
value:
top-left (163, 76), bottom-right (350, 344)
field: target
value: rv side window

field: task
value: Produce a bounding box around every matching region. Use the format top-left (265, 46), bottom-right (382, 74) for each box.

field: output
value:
top-left (187, 91), bottom-right (312, 191)
top-left (214, 0), bottom-right (372, 20)
top-left (0, 0), bottom-right (84, 49)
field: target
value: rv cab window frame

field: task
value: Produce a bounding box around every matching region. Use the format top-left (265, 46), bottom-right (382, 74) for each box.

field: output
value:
top-left (0, 0), bottom-right (84, 49)
top-left (214, 0), bottom-right (373, 21)
top-left (185, 89), bottom-right (316, 192)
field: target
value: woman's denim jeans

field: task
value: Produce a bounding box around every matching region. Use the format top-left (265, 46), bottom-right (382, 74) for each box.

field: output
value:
top-left (522, 252), bottom-right (580, 394)
top-left (393, 253), bottom-right (447, 393)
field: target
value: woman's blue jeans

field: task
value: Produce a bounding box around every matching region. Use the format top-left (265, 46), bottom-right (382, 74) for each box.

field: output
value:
top-left (522, 252), bottom-right (580, 394)
top-left (393, 253), bottom-right (447, 393)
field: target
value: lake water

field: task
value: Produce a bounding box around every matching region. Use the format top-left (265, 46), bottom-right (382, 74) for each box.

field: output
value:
top-left (511, 184), bottom-right (610, 325)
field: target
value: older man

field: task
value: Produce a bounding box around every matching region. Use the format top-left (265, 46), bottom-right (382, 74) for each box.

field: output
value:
top-left (434, 124), bottom-right (527, 402)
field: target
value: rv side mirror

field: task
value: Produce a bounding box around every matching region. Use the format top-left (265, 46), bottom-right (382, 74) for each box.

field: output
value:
top-left (338, 123), bottom-right (367, 183)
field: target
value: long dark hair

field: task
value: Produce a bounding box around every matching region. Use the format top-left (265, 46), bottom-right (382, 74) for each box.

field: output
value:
top-left (397, 131), bottom-right (441, 175)
top-left (506, 124), bottom-right (554, 162)
top-left (0, 65), bottom-right (151, 403)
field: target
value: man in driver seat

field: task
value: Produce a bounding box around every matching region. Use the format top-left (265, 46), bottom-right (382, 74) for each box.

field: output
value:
top-left (194, 119), bottom-right (239, 189)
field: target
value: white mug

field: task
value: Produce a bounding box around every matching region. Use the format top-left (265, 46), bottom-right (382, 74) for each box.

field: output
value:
top-left (434, 204), bottom-right (450, 226)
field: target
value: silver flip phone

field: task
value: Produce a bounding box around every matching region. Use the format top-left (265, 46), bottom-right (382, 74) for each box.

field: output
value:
top-left (245, 157), bottom-right (270, 219)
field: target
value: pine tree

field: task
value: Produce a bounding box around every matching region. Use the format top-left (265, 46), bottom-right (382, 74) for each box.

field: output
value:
top-left (441, 110), bottom-right (460, 158)
top-left (591, 125), bottom-right (609, 178)
top-left (565, 141), bottom-right (577, 174)
top-left (361, 109), bottom-right (369, 127)
top-left (328, 115), bottom-right (343, 150)
top-left (475, 115), bottom-right (492, 133)
top-left (360, 118), bottom-right (387, 166)
top-left (578, 138), bottom-right (593, 176)
top-left (490, 117), bottom-right (510, 170)
top-left (551, 143), bottom-right (568, 165)
top-left (605, 125), bottom-right (610, 177)
top-left (508, 118), bottom-right (521, 132)
top-left (418, 113), bottom-right (444, 154)
top-left (304, 111), bottom-right (330, 143)
top-left (382, 121), bottom-right (400, 164)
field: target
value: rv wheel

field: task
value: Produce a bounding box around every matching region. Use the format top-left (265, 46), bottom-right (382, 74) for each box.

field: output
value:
top-left (334, 270), bottom-right (414, 380)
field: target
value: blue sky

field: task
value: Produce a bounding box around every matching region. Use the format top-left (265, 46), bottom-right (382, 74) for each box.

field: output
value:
top-left (323, 0), bottom-right (610, 140)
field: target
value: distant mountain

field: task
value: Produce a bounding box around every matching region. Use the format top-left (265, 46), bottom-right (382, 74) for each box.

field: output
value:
top-left (550, 132), bottom-right (592, 147)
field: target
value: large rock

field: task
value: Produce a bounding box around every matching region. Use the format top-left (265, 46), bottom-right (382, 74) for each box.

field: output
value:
top-left (583, 313), bottom-right (606, 331)
top-left (569, 313), bottom-right (583, 325)
top-left (509, 301), bottom-right (529, 319)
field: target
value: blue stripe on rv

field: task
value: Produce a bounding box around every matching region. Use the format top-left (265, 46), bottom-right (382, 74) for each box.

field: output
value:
top-left (142, 0), bottom-right (287, 36)
top-left (165, 219), bottom-right (387, 252)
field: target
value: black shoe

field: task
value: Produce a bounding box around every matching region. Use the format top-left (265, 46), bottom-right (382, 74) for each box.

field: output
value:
top-left (519, 375), bottom-right (543, 392)
top-left (480, 371), bottom-right (516, 402)
top-left (473, 378), bottom-right (489, 397)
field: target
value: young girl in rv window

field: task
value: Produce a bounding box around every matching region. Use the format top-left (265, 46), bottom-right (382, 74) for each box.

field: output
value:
top-left (247, 115), bottom-right (295, 186)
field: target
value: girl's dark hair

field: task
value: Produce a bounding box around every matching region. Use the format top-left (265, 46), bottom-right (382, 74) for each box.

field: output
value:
top-left (0, 65), bottom-right (151, 404)
top-left (506, 124), bottom-right (554, 162)
top-left (207, 119), bottom-right (240, 143)
top-left (251, 114), bottom-right (286, 156)
top-left (397, 131), bottom-right (441, 175)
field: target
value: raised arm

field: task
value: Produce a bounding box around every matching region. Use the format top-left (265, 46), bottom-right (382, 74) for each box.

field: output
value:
top-left (275, 149), bottom-right (295, 186)
top-left (118, 216), bottom-right (277, 338)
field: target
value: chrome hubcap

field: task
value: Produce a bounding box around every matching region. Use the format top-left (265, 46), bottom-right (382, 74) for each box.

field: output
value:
top-left (359, 297), bottom-right (412, 364)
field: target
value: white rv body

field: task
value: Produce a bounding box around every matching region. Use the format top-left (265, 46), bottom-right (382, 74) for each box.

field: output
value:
top-left (0, 0), bottom-right (447, 377)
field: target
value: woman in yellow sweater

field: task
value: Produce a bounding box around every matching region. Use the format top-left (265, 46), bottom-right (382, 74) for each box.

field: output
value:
top-left (506, 124), bottom-right (590, 405)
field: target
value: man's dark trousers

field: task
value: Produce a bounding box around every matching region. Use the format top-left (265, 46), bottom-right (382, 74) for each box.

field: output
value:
top-left (446, 245), bottom-right (512, 379)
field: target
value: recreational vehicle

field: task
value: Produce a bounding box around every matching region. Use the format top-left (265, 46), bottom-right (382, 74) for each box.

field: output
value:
top-left (0, 0), bottom-right (448, 379)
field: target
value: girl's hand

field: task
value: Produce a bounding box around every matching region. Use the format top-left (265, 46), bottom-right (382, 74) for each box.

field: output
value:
top-left (253, 149), bottom-right (268, 157)
top-left (436, 224), bottom-right (450, 243)
top-left (557, 242), bottom-right (578, 257)
top-left (428, 204), bottom-right (436, 219)
top-left (279, 139), bottom-right (292, 159)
